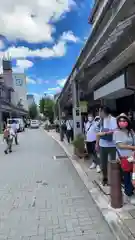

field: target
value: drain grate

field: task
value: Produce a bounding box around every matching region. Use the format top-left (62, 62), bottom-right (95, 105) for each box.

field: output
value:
top-left (53, 155), bottom-right (68, 160)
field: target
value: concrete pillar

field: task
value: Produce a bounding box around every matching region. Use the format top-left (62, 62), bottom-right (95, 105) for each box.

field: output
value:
top-left (58, 102), bottom-right (64, 141)
top-left (72, 80), bottom-right (82, 138)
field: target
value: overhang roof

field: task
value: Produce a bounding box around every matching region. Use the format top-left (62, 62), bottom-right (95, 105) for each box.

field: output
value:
top-left (88, 41), bottom-right (135, 91)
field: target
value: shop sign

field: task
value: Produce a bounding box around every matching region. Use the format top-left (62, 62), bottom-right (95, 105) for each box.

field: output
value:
top-left (80, 101), bottom-right (87, 113)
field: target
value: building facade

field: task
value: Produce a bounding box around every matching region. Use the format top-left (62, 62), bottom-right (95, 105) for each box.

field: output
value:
top-left (0, 59), bottom-right (28, 131)
top-left (57, 0), bottom-right (135, 114)
top-left (27, 94), bottom-right (35, 107)
top-left (12, 73), bottom-right (28, 111)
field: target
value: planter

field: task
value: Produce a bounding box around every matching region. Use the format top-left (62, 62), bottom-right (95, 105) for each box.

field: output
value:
top-left (74, 147), bottom-right (86, 159)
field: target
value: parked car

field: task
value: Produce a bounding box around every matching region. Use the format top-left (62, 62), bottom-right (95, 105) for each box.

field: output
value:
top-left (30, 120), bottom-right (39, 129)
top-left (7, 118), bottom-right (25, 132)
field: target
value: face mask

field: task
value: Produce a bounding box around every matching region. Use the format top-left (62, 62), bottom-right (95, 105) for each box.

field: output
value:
top-left (88, 116), bottom-right (93, 122)
top-left (119, 121), bottom-right (128, 128)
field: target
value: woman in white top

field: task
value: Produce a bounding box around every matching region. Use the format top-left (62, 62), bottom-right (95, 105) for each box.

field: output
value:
top-left (85, 113), bottom-right (101, 173)
top-left (113, 113), bottom-right (135, 197)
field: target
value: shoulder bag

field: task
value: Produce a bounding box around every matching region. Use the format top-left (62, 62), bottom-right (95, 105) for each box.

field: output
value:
top-left (116, 131), bottom-right (134, 172)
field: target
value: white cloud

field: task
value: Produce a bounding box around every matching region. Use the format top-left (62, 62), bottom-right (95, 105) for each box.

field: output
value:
top-left (61, 31), bottom-right (80, 43)
top-left (16, 59), bottom-right (33, 69)
top-left (26, 77), bottom-right (36, 84)
top-left (12, 59), bottom-right (33, 72)
top-left (47, 87), bottom-right (61, 93)
top-left (1, 39), bottom-right (67, 59)
top-left (57, 77), bottom-right (67, 87)
top-left (0, 0), bottom-right (75, 43)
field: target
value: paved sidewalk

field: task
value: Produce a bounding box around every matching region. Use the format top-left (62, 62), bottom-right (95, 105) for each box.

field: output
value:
top-left (48, 130), bottom-right (135, 240)
top-left (0, 129), bottom-right (116, 240)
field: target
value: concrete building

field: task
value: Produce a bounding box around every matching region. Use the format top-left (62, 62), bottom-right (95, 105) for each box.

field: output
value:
top-left (12, 73), bottom-right (28, 111)
top-left (56, 0), bottom-right (135, 136)
top-left (27, 94), bottom-right (35, 107)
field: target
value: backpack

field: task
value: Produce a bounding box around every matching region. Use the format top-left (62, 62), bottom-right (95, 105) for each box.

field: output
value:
top-left (4, 129), bottom-right (10, 139)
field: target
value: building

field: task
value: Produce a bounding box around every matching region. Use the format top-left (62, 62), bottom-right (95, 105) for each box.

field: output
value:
top-left (12, 73), bottom-right (28, 111)
top-left (0, 59), bottom-right (28, 130)
top-left (56, 0), bottom-right (135, 136)
top-left (27, 94), bottom-right (35, 107)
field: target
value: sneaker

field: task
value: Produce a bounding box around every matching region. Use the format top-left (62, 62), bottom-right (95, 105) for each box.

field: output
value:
top-left (4, 150), bottom-right (8, 154)
top-left (89, 162), bottom-right (96, 169)
top-left (96, 165), bottom-right (101, 173)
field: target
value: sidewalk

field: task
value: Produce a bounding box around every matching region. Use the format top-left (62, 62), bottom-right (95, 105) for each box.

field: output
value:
top-left (48, 130), bottom-right (135, 240)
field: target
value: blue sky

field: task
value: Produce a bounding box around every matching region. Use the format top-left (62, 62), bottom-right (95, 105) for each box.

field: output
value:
top-left (0, 0), bottom-right (94, 103)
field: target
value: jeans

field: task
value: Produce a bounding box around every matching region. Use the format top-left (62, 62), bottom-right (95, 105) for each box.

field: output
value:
top-left (66, 129), bottom-right (73, 143)
top-left (15, 134), bottom-right (18, 145)
top-left (86, 141), bottom-right (100, 165)
top-left (123, 171), bottom-right (134, 196)
top-left (5, 138), bottom-right (13, 152)
top-left (100, 147), bottom-right (116, 183)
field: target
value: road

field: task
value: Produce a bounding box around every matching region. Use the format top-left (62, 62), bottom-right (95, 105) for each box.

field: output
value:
top-left (0, 129), bottom-right (115, 240)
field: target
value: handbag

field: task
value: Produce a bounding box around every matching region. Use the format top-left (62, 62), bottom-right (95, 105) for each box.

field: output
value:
top-left (116, 132), bottom-right (134, 172)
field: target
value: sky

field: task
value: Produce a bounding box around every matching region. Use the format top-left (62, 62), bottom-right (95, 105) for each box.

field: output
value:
top-left (0, 0), bottom-right (94, 103)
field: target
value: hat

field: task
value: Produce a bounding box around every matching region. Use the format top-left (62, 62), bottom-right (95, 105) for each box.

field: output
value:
top-left (117, 113), bottom-right (130, 122)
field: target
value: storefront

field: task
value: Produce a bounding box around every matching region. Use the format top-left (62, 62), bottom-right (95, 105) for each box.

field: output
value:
top-left (93, 64), bottom-right (135, 116)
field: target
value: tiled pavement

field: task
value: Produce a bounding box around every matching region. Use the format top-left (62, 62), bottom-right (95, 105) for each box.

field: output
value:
top-left (0, 129), bottom-right (115, 239)
top-left (48, 130), bottom-right (135, 240)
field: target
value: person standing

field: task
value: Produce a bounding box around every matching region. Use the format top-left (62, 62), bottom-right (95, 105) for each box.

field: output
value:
top-left (96, 106), bottom-right (117, 186)
top-left (3, 125), bottom-right (15, 154)
top-left (85, 113), bottom-right (101, 173)
top-left (113, 113), bottom-right (135, 197)
top-left (66, 116), bottom-right (73, 143)
top-left (11, 120), bottom-right (18, 145)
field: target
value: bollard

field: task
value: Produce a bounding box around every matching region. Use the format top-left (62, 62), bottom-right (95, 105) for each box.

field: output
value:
top-left (60, 127), bottom-right (64, 142)
top-left (109, 160), bottom-right (123, 209)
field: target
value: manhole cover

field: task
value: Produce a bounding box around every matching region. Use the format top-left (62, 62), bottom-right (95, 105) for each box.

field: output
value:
top-left (53, 155), bottom-right (68, 160)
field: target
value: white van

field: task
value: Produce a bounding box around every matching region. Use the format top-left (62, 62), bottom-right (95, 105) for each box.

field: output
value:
top-left (30, 120), bottom-right (39, 129)
top-left (7, 118), bottom-right (25, 132)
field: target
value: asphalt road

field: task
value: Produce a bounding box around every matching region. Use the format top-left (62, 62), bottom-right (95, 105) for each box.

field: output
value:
top-left (0, 128), bottom-right (115, 240)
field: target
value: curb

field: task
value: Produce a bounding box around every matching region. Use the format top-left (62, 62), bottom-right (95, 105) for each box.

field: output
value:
top-left (47, 131), bottom-right (135, 240)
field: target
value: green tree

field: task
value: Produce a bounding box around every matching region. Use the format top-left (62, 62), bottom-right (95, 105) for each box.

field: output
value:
top-left (39, 97), bottom-right (54, 122)
top-left (28, 104), bottom-right (38, 119)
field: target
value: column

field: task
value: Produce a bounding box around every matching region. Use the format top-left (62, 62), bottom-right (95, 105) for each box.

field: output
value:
top-left (72, 79), bottom-right (82, 138)
top-left (58, 101), bottom-right (64, 141)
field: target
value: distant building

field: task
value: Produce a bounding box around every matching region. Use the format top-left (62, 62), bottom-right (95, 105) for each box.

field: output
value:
top-left (27, 94), bottom-right (35, 107)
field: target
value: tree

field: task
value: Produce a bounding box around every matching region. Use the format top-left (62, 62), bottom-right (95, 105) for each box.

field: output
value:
top-left (28, 104), bottom-right (38, 119)
top-left (39, 97), bottom-right (54, 122)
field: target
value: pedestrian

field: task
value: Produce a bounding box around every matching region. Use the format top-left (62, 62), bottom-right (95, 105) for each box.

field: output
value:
top-left (11, 120), bottom-right (18, 145)
top-left (113, 113), bottom-right (135, 197)
top-left (3, 124), bottom-right (15, 154)
top-left (85, 113), bottom-right (101, 173)
top-left (66, 116), bottom-right (73, 143)
top-left (96, 106), bottom-right (117, 186)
